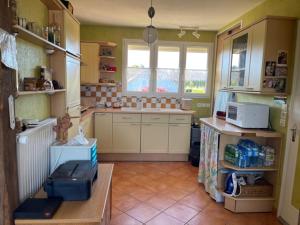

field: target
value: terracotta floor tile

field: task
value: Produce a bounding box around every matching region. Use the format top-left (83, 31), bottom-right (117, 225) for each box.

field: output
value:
top-left (126, 203), bottom-right (161, 223)
top-left (142, 180), bottom-right (169, 193)
top-left (111, 207), bottom-right (123, 219)
top-left (179, 192), bottom-right (212, 211)
top-left (162, 187), bottom-right (190, 201)
top-left (110, 213), bottom-right (143, 225)
top-left (146, 212), bottom-right (184, 225)
top-left (129, 187), bottom-right (155, 201)
top-left (201, 203), bottom-right (236, 221)
top-left (164, 203), bottom-right (199, 223)
top-left (187, 212), bottom-right (226, 225)
top-left (145, 194), bottom-right (176, 210)
top-left (113, 194), bottom-right (141, 212)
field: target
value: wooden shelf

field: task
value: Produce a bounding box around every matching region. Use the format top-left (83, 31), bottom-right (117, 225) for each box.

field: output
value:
top-left (220, 160), bottom-right (278, 172)
top-left (100, 56), bottom-right (116, 59)
top-left (100, 70), bottom-right (116, 73)
top-left (200, 117), bottom-right (282, 138)
top-left (17, 89), bottom-right (66, 96)
top-left (81, 83), bottom-right (116, 87)
top-left (13, 25), bottom-right (65, 52)
top-left (222, 192), bottom-right (275, 201)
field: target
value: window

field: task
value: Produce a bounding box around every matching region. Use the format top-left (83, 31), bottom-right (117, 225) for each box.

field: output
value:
top-left (123, 39), bottom-right (213, 98)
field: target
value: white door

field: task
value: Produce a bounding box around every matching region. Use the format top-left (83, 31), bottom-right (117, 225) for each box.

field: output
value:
top-left (168, 124), bottom-right (191, 154)
top-left (95, 113), bottom-right (113, 153)
top-left (113, 123), bottom-right (140, 153)
top-left (141, 123), bottom-right (168, 153)
top-left (278, 20), bottom-right (300, 225)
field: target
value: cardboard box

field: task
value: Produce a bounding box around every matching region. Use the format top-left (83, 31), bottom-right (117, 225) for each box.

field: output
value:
top-left (224, 195), bottom-right (274, 213)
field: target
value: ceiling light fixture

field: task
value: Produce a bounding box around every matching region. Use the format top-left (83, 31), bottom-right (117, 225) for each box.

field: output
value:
top-left (177, 27), bottom-right (186, 38)
top-left (192, 30), bottom-right (201, 39)
top-left (143, 0), bottom-right (158, 45)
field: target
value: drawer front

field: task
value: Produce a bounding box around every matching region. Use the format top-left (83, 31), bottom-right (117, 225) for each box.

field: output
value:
top-left (142, 114), bottom-right (169, 123)
top-left (113, 113), bottom-right (141, 123)
top-left (169, 114), bottom-right (191, 124)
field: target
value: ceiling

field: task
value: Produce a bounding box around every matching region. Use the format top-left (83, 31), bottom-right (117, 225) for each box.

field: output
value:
top-left (69, 0), bottom-right (265, 30)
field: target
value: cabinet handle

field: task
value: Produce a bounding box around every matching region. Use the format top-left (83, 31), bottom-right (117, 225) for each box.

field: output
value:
top-left (143, 124), bottom-right (152, 126)
top-left (152, 118), bottom-right (160, 120)
top-left (169, 124), bottom-right (179, 127)
top-left (130, 123), bottom-right (140, 126)
top-left (176, 118), bottom-right (185, 121)
top-left (122, 117), bottom-right (131, 120)
top-left (245, 87), bottom-right (254, 90)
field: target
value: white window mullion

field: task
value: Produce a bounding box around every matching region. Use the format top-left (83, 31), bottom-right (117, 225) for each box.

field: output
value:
top-left (180, 44), bottom-right (187, 98)
top-left (151, 43), bottom-right (158, 96)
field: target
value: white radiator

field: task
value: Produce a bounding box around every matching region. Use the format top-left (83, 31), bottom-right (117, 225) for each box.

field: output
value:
top-left (16, 118), bottom-right (56, 202)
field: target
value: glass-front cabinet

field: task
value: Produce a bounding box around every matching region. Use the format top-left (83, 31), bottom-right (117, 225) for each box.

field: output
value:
top-left (229, 30), bottom-right (251, 89)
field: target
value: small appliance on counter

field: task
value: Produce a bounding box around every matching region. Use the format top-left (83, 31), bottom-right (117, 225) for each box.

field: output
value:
top-left (44, 160), bottom-right (98, 201)
top-left (226, 102), bottom-right (269, 129)
top-left (181, 98), bottom-right (192, 110)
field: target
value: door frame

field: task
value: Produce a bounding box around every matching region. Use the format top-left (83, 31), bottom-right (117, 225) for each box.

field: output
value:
top-left (277, 20), bottom-right (300, 225)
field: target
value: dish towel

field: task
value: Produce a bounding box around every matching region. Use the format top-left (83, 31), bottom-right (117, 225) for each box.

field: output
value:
top-left (0, 28), bottom-right (18, 70)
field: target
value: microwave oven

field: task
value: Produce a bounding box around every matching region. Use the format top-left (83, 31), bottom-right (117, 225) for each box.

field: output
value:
top-left (226, 102), bottom-right (270, 129)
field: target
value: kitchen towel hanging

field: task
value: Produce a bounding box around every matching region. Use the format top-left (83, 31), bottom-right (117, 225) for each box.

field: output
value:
top-left (0, 27), bottom-right (18, 70)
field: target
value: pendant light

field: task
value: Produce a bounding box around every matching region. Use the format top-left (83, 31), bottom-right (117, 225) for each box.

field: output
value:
top-left (143, 0), bottom-right (158, 45)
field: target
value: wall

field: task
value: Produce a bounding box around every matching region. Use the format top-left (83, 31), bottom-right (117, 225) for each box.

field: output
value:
top-left (15, 0), bottom-right (50, 120)
top-left (81, 25), bottom-right (217, 119)
top-left (218, 0), bottom-right (300, 209)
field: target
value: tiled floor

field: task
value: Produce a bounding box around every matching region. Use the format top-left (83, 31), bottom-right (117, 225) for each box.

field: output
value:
top-left (110, 162), bottom-right (282, 225)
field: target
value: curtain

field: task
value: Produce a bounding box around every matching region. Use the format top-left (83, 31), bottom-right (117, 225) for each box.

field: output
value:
top-left (198, 124), bottom-right (222, 201)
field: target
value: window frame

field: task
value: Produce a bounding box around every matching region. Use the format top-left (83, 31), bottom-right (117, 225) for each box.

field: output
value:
top-left (122, 39), bottom-right (214, 98)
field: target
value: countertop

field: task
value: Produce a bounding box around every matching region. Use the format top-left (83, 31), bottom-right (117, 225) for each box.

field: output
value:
top-left (200, 117), bottom-right (282, 138)
top-left (81, 107), bottom-right (195, 122)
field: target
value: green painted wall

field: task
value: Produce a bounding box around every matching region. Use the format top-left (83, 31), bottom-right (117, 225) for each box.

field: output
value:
top-left (81, 25), bottom-right (217, 119)
top-left (15, 0), bottom-right (50, 120)
top-left (220, 0), bottom-right (300, 209)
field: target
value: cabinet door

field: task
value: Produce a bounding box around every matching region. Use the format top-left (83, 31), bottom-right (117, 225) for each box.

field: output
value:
top-left (81, 115), bottom-right (94, 139)
top-left (80, 42), bottom-right (100, 84)
top-left (64, 11), bottom-right (80, 56)
top-left (229, 30), bottom-right (252, 89)
top-left (113, 123), bottom-right (140, 153)
top-left (66, 55), bottom-right (80, 108)
top-left (95, 113), bottom-right (113, 153)
top-left (248, 20), bottom-right (267, 91)
top-left (68, 105), bottom-right (81, 140)
top-left (168, 124), bottom-right (191, 154)
top-left (141, 124), bottom-right (168, 153)
top-left (220, 38), bottom-right (232, 89)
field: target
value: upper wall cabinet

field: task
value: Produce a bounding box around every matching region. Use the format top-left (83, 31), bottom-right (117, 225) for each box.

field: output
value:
top-left (219, 17), bottom-right (296, 94)
top-left (81, 42), bottom-right (100, 84)
top-left (49, 10), bottom-right (80, 57)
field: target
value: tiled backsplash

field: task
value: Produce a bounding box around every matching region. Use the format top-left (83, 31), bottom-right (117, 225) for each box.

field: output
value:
top-left (81, 84), bottom-right (181, 109)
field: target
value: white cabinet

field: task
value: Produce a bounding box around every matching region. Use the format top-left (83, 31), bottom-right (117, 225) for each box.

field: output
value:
top-left (113, 123), bottom-right (141, 153)
top-left (64, 11), bottom-right (80, 56)
top-left (141, 123), bottom-right (168, 153)
top-left (66, 54), bottom-right (81, 108)
top-left (95, 113), bottom-right (113, 153)
top-left (168, 124), bottom-right (191, 154)
top-left (220, 38), bottom-right (231, 89)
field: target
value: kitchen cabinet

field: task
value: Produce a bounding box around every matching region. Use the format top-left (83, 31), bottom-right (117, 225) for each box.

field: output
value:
top-left (81, 115), bottom-right (94, 138)
top-left (218, 17), bottom-right (296, 94)
top-left (141, 123), bottom-right (168, 153)
top-left (229, 29), bottom-right (252, 89)
top-left (113, 123), bottom-right (141, 153)
top-left (220, 38), bottom-right (231, 89)
top-left (168, 124), bottom-right (191, 154)
top-left (95, 113), bottom-right (113, 153)
top-left (66, 54), bottom-right (81, 108)
top-left (64, 11), bottom-right (80, 56)
top-left (80, 42), bottom-right (100, 84)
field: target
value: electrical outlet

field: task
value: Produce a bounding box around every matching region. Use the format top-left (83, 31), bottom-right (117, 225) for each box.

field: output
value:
top-left (196, 103), bottom-right (211, 108)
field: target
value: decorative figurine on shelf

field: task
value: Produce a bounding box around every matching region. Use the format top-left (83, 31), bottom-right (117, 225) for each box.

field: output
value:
top-left (53, 113), bottom-right (73, 144)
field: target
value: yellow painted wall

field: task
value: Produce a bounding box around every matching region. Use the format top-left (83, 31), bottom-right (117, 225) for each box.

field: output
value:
top-left (81, 25), bottom-right (217, 119)
top-left (219, 0), bottom-right (300, 208)
top-left (15, 0), bottom-right (50, 120)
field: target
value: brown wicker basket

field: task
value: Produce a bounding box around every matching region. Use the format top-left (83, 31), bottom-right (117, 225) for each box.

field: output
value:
top-left (239, 181), bottom-right (273, 198)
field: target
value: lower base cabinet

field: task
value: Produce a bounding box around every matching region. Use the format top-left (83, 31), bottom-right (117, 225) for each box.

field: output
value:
top-left (80, 115), bottom-right (94, 138)
top-left (168, 124), bottom-right (191, 154)
top-left (95, 113), bottom-right (113, 153)
top-left (113, 123), bottom-right (141, 153)
top-left (141, 124), bottom-right (168, 153)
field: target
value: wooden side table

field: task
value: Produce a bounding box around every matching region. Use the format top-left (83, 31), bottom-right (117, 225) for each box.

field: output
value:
top-left (15, 164), bottom-right (114, 225)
